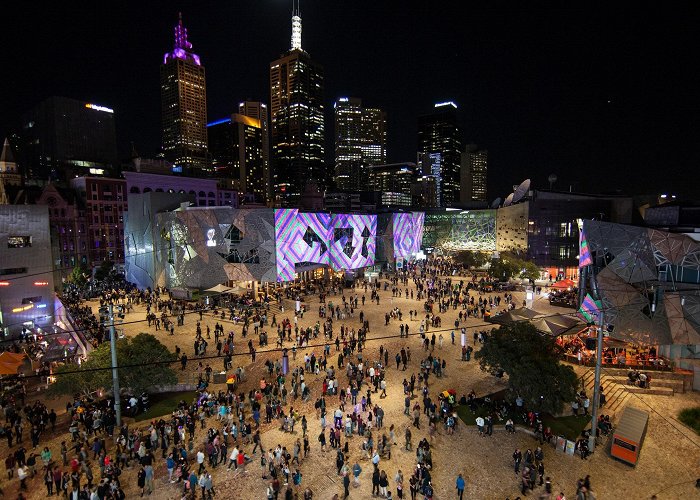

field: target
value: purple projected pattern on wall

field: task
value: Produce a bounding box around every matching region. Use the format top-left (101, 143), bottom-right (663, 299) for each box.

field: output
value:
top-left (392, 212), bottom-right (425, 259)
top-left (329, 214), bottom-right (377, 271)
top-left (274, 209), bottom-right (332, 282)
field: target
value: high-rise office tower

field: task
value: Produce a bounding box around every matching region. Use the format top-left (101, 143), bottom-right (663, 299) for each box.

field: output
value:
top-left (238, 101), bottom-right (271, 202)
top-left (417, 101), bottom-right (462, 206)
top-left (21, 96), bottom-right (119, 181)
top-left (161, 13), bottom-right (208, 175)
top-left (206, 102), bottom-right (271, 202)
top-left (269, 2), bottom-right (325, 205)
top-left (231, 112), bottom-right (266, 202)
top-left (460, 144), bottom-right (488, 202)
top-left (334, 97), bottom-right (387, 191)
top-left (206, 118), bottom-right (236, 180)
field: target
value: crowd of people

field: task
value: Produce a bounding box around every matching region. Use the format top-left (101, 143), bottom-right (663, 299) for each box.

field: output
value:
top-left (0, 257), bottom-right (603, 499)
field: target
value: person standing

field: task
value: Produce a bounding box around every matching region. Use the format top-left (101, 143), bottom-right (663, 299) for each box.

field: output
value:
top-left (456, 473), bottom-right (465, 499)
top-left (137, 464), bottom-right (146, 497)
top-left (395, 469), bottom-right (404, 499)
top-left (44, 466), bottom-right (54, 495)
top-left (343, 471), bottom-right (350, 498)
top-left (372, 466), bottom-right (380, 497)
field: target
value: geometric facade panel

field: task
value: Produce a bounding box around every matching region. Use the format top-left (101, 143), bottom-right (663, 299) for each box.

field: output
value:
top-left (423, 210), bottom-right (496, 252)
top-left (580, 220), bottom-right (700, 346)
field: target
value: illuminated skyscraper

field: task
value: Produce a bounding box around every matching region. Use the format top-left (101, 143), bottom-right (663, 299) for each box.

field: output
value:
top-left (269, 2), bottom-right (325, 205)
top-left (160, 13), bottom-right (208, 175)
top-left (460, 144), bottom-right (488, 202)
top-left (21, 96), bottom-right (119, 180)
top-left (417, 102), bottom-right (462, 206)
top-left (334, 97), bottom-right (387, 191)
top-left (238, 101), bottom-right (271, 202)
top-left (206, 102), bottom-right (271, 202)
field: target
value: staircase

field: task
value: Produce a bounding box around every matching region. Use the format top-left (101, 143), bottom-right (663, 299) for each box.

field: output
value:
top-left (579, 370), bottom-right (632, 415)
top-left (579, 366), bottom-right (683, 416)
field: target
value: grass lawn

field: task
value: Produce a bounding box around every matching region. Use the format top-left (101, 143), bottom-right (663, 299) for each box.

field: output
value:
top-left (133, 391), bottom-right (197, 422)
top-left (542, 414), bottom-right (590, 441)
top-left (678, 407), bottom-right (700, 435)
top-left (455, 392), bottom-right (590, 441)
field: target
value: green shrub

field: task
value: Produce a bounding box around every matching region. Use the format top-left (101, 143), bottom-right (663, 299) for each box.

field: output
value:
top-left (678, 407), bottom-right (700, 435)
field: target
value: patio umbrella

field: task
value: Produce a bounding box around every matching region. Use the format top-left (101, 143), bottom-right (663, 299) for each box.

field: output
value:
top-left (222, 284), bottom-right (250, 294)
top-left (204, 284), bottom-right (234, 294)
top-left (531, 316), bottom-right (583, 336)
top-left (0, 352), bottom-right (26, 364)
top-left (551, 279), bottom-right (577, 290)
top-left (0, 361), bottom-right (21, 376)
top-left (486, 307), bottom-right (542, 325)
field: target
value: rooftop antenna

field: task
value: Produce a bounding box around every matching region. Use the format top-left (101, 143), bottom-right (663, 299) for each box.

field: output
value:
top-left (291, 0), bottom-right (302, 51)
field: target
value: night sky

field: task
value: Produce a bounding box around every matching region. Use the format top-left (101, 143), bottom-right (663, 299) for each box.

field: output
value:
top-left (1, 1), bottom-right (699, 200)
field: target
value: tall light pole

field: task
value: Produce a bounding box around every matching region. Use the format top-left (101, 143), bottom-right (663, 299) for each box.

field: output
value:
top-left (588, 307), bottom-right (604, 452)
top-left (108, 304), bottom-right (122, 426)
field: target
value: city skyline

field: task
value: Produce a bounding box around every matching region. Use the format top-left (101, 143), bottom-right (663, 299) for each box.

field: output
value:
top-left (0, 2), bottom-right (698, 199)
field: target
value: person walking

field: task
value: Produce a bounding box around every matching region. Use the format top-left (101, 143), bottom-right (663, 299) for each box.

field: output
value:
top-left (351, 461), bottom-right (362, 486)
top-left (456, 473), bottom-right (465, 500)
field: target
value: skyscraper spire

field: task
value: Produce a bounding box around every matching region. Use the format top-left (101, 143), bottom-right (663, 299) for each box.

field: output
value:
top-left (291, 0), bottom-right (302, 51)
top-left (174, 12), bottom-right (193, 51)
top-left (164, 12), bottom-right (201, 65)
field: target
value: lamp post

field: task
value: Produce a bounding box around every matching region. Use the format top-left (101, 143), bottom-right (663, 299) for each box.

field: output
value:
top-left (588, 310), bottom-right (604, 452)
top-left (108, 304), bottom-right (122, 426)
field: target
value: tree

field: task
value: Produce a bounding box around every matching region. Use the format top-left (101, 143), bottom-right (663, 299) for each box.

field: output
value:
top-left (489, 256), bottom-right (520, 281)
top-left (455, 251), bottom-right (489, 269)
top-left (49, 333), bottom-right (177, 397)
top-left (69, 262), bottom-right (91, 288)
top-left (520, 261), bottom-right (541, 282)
top-left (475, 322), bottom-right (578, 414)
top-left (94, 260), bottom-right (115, 282)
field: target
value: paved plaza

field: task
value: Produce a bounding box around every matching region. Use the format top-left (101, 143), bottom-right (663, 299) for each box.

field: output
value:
top-left (4, 275), bottom-right (700, 499)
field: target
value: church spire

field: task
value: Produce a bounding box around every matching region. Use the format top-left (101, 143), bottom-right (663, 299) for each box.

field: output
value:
top-left (291, 0), bottom-right (302, 51)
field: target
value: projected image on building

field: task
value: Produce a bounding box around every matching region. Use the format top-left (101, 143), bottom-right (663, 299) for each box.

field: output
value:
top-left (274, 210), bottom-right (377, 279)
top-left (329, 214), bottom-right (377, 271)
top-left (274, 209), bottom-right (331, 282)
top-left (392, 212), bottom-right (425, 259)
top-left (159, 208), bottom-right (277, 288)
